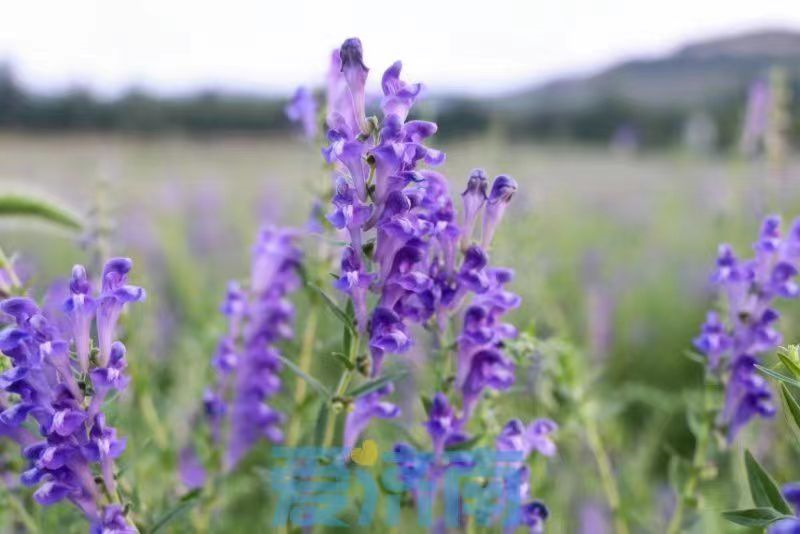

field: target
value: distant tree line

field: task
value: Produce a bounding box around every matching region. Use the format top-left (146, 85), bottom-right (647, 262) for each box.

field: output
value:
top-left (0, 64), bottom-right (797, 150)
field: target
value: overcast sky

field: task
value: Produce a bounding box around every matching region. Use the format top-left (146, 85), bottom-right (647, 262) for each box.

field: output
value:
top-left (3, 0), bottom-right (799, 97)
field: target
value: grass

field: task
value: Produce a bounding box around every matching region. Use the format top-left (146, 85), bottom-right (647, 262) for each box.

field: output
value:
top-left (2, 132), bottom-right (800, 532)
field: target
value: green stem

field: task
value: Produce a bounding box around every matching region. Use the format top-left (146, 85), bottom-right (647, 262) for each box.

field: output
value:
top-left (583, 410), bottom-right (629, 534)
top-left (285, 306), bottom-right (320, 446)
top-left (666, 377), bottom-right (714, 534)
top-left (322, 333), bottom-right (358, 448)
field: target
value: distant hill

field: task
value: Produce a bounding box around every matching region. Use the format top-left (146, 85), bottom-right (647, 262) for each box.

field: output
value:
top-left (492, 29), bottom-right (800, 114)
top-left (420, 29), bottom-right (800, 147)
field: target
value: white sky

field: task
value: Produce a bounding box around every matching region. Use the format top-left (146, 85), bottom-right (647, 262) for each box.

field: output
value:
top-left (2, 0), bottom-right (799, 97)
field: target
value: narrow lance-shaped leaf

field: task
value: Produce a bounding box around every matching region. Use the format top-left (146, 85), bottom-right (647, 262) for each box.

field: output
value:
top-left (149, 489), bottom-right (203, 533)
top-left (330, 352), bottom-right (355, 371)
top-left (0, 193), bottom-right (83, 231)
top-left (306, 282), bottom-right (355, 334)
top-left (276, 354), bottom-right (331, 399)
top-left (347, 370), bottom-right (408, 398)
top-left (781, 384), bottom-right (800, 434)
top-left (744, 449), bottom-right (792, 515)
top-left (756, 364), bottom-right (800, 389)
top-left (778, 350), bottom-right (800, 379)
top-left (722, 507), bottom-right (792, 527)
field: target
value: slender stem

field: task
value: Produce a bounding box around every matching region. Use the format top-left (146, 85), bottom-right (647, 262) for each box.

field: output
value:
top-left (583, 410), bottom-right (628, 534)
top-left (666, 377), bottom-right (714, 534)
top-left (322, 333), bottom-right (358, 448)
top-left (285, 306), bottom-right (319, 446)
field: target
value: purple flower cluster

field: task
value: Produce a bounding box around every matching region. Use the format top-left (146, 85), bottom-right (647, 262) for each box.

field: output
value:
top-left (204, 227), bottom-right (302, 471)
top-left (315, 37), bottom-right (553, 531)
top-left (694, 215), bottom-right (800, 440)
top-left (0, 258), bottom-right (143, 532)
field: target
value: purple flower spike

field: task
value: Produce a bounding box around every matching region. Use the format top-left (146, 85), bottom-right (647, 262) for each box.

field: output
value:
top-left (481, 175), bottom-right (518, 248)
top-left (696, 215), bottom-right (800, 441)
top-left (461, 169), bottom-right (488, 248)
top-left (285, 86), bottom-right (318, 140)
top-left (0, 258), bottom-right (142, 529)
top-left (202, 226), bottom-right (302, 471)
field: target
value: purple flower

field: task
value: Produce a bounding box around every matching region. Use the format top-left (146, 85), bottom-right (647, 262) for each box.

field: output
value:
top-left (286, 86), bottom-right (318, 140)
top-left (381, 61), bottom-right (422, 122)
top-left (90, 504), bottom-right (137, 534)
top-left (462, 348), bottom-right (515, 418)
top-left (461, 169), bottom-right (488, 248)
top-left (343, 384), bottom-right (400, 449)
top-left (339, 37), bottom-right (368, 135)
top-left (424, 393), bottom-right (466, 455)
top-left (496, 418), bottom-right (558, 460)
top-left (179, 445), bottom-right (207, 490)
top-left (693, 311), bottom-right (731, 368)
top-left (482, 175), bottom-right (518, 248)
top-left (96, 258), bottom-right (145, 366)
top-left (369, 307), bottom-right (411, 375)
top-left (90, 341), bottom-right (130, 392)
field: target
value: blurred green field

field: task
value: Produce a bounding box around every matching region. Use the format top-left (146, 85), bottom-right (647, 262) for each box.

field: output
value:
top-left (3, 133), bottom-right (800, 532)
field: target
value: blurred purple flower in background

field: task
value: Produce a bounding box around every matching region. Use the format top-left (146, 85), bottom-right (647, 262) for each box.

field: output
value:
top-left (285, 86), bottom-right (318, 140)
top-left (694, 215), bottom-right (800, 440)
top-left (203, 226), bottom-right (302, 471)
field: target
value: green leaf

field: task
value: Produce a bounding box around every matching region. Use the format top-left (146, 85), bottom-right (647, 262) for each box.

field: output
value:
top-left (781, 384), bottom-right (800, 434)
top-left (0, 193), bottom-right (82, 231)
top-left (778, 351), bottom-right (800, 379)
top-left (276, 354), bottom-right (331, 399)
top-left (756, 364), bottom-right (800, 389)
top-left (330, 352), bottom-right (355, 371)
top-left (420, 395), bottom-right (433, 418)
top-left (445, 434), bottom-right (484, 452)
top-left (744, 450), bottom-right (792, 515)
top-left (149, 489), bottom-right (202, 533)
top-left (346, 370), bottom-right (408, 398)
top-left (722, 507), bottom-right (791, 527)
top-left (307, 283), bottom-right (355, 334)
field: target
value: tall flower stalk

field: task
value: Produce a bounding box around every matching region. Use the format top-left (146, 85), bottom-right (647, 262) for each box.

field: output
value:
top-left (203, 227), bottom-right (302, 471)
top-left (315, 37), bottom-right (556, 531)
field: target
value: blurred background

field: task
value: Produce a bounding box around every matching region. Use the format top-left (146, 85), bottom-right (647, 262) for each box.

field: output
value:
top-left (4, 1), bottom-right (800, 532)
